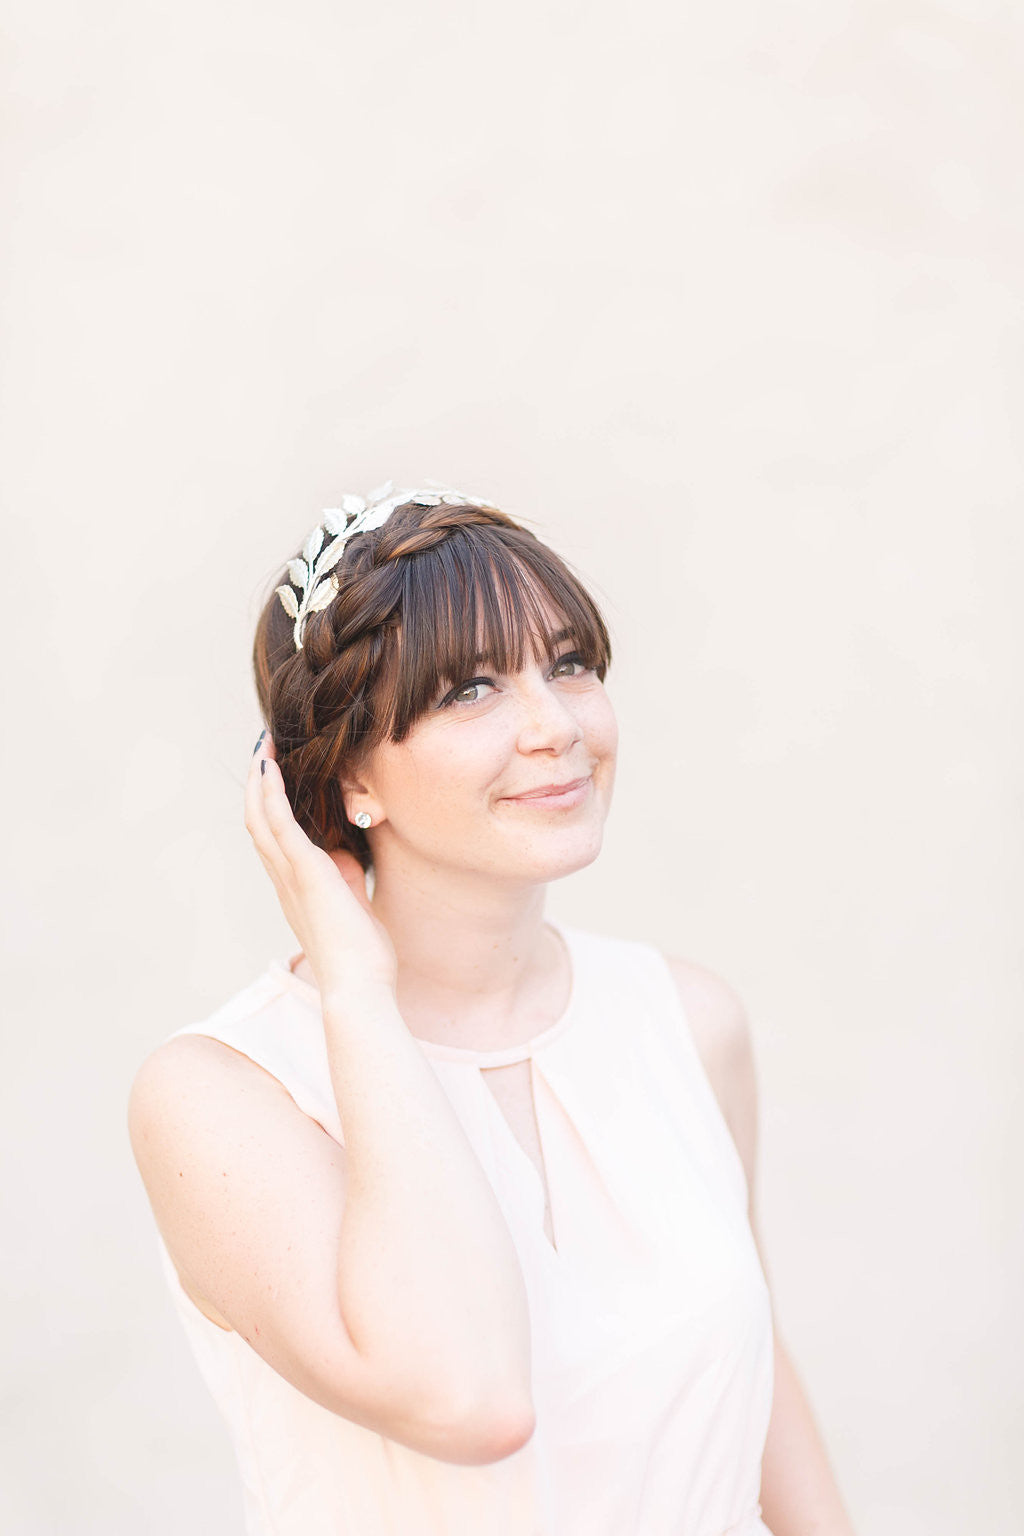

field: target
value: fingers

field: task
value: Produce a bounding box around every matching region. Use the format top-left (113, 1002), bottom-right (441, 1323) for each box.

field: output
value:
top-left (261, 757), bottom-right (317, 864)
top-left (245, 730), bottom-right (310, 874)
top-left (247, 731), bottom-right (359, 900)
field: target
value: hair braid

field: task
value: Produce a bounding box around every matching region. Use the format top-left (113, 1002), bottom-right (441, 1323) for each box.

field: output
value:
top-left (371, 503), bottom-right (509, 564)
top-left (252, 495), bottom-right (611, 872)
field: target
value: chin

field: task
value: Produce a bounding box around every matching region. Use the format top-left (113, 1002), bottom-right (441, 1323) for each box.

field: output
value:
top-left (508, 822), bottom-right (606, 883)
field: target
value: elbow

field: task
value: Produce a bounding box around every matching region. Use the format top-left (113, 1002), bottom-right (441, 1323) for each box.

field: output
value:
top-left (477, 1400), bottom-right (537, 1463)
top-left (431, 1390), bottom-right (537, 1466)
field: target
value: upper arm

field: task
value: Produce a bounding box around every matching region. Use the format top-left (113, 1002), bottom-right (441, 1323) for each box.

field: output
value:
top-left (127, 1034), bottom-right (505, 1462)
top-left (661, 955), bottom-right (765, 1253)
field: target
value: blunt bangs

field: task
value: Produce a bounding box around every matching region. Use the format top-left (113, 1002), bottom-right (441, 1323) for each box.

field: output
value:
top-left (379, 521), bottom-right (612, 743)
top-left (253, 495), bottom-right (614, 867)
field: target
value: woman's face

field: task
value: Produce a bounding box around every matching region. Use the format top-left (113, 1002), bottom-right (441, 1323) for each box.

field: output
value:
top-left (349, 603), bottom-right (618, 886)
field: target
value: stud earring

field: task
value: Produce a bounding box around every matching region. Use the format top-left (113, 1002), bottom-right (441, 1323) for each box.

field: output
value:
top-left (354, 811), bottom-right (372, 829)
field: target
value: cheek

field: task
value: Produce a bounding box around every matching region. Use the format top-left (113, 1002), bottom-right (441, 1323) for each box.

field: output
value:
top-left (415, 739), bottom-right (506, 809)
top-left (585, 693), bottom-right (619, 756)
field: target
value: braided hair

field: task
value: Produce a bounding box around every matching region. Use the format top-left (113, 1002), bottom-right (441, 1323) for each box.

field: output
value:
top-left (253, 498), bottom-right (612, 871)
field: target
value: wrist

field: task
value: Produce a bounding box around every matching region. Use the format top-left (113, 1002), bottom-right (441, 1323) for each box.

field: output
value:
top-left (320, 981), bottom-right (402, 1027)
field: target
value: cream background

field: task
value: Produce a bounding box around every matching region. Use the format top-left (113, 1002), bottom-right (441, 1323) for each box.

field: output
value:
top-left (2, 2), bottom-right (1021, 1532)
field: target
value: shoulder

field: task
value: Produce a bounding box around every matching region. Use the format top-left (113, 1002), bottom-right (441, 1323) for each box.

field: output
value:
top-left (127, 1033), bottom-right (312, 1189)
top-left (129, 1029), bottom-right (303, 1127)
top-left (127, 965), bottom-right (311, 1136)
top-left (129, 1030), bottom-right (281, 1107)
top-left (658, 952), bottom-right (759, 1201)
top-left (127, 1034), bottom-right (346, 1333)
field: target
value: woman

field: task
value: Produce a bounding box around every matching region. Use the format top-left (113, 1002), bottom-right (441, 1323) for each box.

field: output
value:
top-left (129, 480), bottom-right (855, 1535)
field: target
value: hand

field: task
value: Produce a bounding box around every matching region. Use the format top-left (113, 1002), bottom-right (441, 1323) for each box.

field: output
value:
top-left (245, 730), bottom-right (398, 1001)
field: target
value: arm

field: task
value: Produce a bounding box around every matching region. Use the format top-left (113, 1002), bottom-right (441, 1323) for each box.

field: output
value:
top-left (663, 957), bottom-right (856, 1536)
top-left (128, 741), bottom-right (535, 1466)
top-left (759, 1330), bottom-right (857, 1536)
top-left (129, 1006), bottom-right (535, 1466)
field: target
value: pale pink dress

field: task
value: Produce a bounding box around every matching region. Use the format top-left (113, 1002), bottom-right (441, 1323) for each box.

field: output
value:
top-left (155, 919), bottom-right (774, 1535)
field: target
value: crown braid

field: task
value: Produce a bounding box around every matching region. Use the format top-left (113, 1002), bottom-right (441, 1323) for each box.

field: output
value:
top-left (252, 493), bottom-right (610, 872)
top-left (259, 502), bottom-right (514, 856)
top-left (371, 501), bottom-right (508, 563)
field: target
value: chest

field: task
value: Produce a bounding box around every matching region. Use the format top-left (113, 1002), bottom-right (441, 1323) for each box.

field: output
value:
top-left (480, 1060), bottom-right (556, 1250)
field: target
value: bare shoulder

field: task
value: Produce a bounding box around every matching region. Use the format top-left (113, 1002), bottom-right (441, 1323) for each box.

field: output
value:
top-left (128, 1032), bottom-right (306, 1170)
top-left (127, 1033), bottom-right (347, 1333)
top-left (658, 955), bottom-right (754, 1091)
top-left (127, 1031), bottom-right (339, 1200)
top-left (659, 953), bottom-right (759, 1196)
top-left (129, 1030), bottom-right (295, 1111)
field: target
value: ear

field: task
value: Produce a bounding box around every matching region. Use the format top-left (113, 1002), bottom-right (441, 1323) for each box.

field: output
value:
top-left (338, 762), bottom-right (380, 826)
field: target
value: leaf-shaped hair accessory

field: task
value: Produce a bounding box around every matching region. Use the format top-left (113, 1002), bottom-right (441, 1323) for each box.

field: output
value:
top-left (275, 583), bottom-right (300, 621)
top-left (276, 479), bottom-right (499, 650)
top-left (306, 577), bottom-right (340, 613)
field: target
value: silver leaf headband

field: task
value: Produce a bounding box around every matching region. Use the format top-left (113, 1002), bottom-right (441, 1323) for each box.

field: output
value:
top-left (275, 478), bottom-right (498, 651)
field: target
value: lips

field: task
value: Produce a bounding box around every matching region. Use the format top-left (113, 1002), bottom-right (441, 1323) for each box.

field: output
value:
top-left (507, 775), bottom-right (591, 800)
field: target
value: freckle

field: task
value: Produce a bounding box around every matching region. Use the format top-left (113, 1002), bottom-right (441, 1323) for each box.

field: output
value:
top-left (178, 1171), bottom-right (183, 1177)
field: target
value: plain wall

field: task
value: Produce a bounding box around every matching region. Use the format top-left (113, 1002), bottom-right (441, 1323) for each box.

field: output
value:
top-left (2, 2), bottom-right (1021, 1532)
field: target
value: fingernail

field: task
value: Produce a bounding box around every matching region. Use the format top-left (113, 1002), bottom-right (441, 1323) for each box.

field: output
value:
top-left (252, 729), bottom-right (266, 756)
top-left (260, 759), bottom-right (267, 776)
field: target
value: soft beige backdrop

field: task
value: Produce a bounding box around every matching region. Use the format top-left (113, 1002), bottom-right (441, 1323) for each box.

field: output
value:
top-left (2, 2), bottom-right (1021, 1532)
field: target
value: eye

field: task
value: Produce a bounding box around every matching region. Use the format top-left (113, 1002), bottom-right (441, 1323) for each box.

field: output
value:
top-left (551, 650), bottom-right (591, 677)
top-left (434, 670), bottom-right (498, 709)
top-left (438, 652), bottom-right (592, 709)
top-left (446, 676), bottom-right (496, 707)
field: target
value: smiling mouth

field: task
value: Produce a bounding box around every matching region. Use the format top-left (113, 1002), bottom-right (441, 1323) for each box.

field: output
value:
top-left (504, 776), bottom-right (593, 807)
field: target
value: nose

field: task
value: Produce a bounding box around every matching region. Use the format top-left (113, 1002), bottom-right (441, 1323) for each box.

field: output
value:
top-left (514, 672), bottom-right (585, 755)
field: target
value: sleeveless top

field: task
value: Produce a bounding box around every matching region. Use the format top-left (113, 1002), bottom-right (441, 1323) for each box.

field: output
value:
top-left (154, 919), bottom-right (774, 1536)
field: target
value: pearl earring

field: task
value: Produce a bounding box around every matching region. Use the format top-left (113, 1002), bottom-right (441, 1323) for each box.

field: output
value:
top-left (354, 811), bottom-right (372, 829)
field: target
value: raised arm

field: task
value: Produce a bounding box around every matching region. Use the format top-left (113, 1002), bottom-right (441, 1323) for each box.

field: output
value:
top-left (128, 734), bottom-right (535, 1465)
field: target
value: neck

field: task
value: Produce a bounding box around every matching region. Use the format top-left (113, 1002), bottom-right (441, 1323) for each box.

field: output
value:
top-left (367, 858), bottom-right (568, 1054)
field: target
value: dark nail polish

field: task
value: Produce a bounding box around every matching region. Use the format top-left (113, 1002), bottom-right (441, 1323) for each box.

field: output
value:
top-left (260, 758), bottom-right (267, 776)
top-left (253, 729), bottom-right (266, 756)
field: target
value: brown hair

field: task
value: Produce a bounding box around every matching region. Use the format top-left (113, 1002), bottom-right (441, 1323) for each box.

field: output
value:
top-left (252, 498), bottom-right (613, 871)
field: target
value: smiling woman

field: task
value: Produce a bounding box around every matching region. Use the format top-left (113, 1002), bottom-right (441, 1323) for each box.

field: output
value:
top-left (129, 480), bottom-right (854, 1536)
top-left (251, 485), bottom-right (614, 877)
